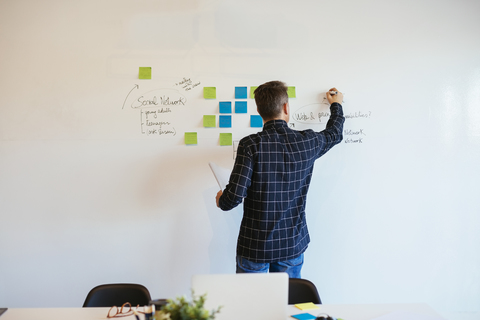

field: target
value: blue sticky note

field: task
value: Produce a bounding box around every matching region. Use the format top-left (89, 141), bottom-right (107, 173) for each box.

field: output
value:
top-left (235, 86), bottom-right (248, 99)
top-left (219, 101), bottom-right (232, 114)
top-left (250, 115), bottom-right (263, 128)
top-left (235, 101), bottom-right (247, 113)
top-left (291, 313), bottom-right (316, 320)
top-left (219, 115), bottom-right (232, 128)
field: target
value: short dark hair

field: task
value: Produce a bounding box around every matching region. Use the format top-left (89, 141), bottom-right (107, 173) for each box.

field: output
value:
top-left (254, 81), bottom-right (289, 120)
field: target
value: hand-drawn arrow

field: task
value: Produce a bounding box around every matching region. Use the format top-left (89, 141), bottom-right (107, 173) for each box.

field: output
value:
top-left (122, 84), bottom-right (139, 109)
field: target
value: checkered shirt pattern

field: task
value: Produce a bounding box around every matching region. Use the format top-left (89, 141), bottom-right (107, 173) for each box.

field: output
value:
top-left (219, 102), bottom-right (345, 263)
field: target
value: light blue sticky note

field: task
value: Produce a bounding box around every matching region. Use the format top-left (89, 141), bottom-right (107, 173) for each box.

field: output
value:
top-left (219, 101), bottom-right (232, 114)
top-left (291, 313), bottom-right (316, 320)
top-left (235, 87), bottom-right (248, 99)
top-left (219, 115), bottom-right (232, 128)
top-left (235, 101), bottom-right (247, 113)
top-left (250, 115), bottom-right (263, 128)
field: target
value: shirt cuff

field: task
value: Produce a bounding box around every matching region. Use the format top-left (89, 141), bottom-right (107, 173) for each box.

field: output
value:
top-left (330, 102), bottom-right (343, 115)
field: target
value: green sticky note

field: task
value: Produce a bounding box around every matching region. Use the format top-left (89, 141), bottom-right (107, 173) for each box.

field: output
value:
top-left (219, 133), bottom-right (232, 146)
top-left (139, 67), bottom-right (151, 79)
top-left (250, 86), bottom-right (258, 99)
top-left (204, 87), bottom-right (216, 99)
top-left (185, 132), bottom-right (197, 145)
top-left (203, 115), bottom-right (216, 128)
top-left (287, 86), bottom-right (296, 98)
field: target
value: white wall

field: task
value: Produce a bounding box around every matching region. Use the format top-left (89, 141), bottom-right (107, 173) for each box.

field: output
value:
top-left (1, 0), bottom-right (479, 319)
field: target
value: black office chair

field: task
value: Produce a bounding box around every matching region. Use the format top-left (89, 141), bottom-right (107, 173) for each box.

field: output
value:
top-left (82, 283), bottom-right (152, 307)
top-left (288, 278), bottom-right (322, 305)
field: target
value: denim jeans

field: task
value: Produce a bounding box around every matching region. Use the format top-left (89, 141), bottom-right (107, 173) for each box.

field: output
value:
top-left (236, 253), bottom-right (304, 278)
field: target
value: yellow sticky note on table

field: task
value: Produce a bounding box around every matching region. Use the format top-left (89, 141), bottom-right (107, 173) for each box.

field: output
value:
top-left (219, 133), bottom-right (232, 146)
top-left (185, 132), bottom-right (197, 145)
top-left (139, 67), bottom-right (151, 79)
top-left (204, 87), bottom-right (216, 99)
top-left (287, 86), bottom-right (296, 98)
top-left (294, 302), bottom-right (320, 310)
top-left (203, 115), bottom-right (216, 128)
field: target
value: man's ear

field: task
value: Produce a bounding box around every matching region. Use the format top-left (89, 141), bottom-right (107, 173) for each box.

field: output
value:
top-left (283, 102), bottom-right (289, 115)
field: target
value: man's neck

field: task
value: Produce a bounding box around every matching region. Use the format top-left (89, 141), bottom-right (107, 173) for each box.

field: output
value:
top-left (264, 114), bottom-right (289, 123)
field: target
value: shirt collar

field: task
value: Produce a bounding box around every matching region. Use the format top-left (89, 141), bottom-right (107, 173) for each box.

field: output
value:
top-left (263, 119), bottom-right (288, 129)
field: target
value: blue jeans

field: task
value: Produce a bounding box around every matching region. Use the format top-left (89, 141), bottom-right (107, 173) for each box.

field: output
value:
top-left (236, 254), bottom-right (304, 278)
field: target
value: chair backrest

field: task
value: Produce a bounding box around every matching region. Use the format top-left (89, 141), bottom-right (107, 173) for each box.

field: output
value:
top-left (288, 278), bottom-right (322, 305)
top-left (82, 283), bottom-right (152, 307)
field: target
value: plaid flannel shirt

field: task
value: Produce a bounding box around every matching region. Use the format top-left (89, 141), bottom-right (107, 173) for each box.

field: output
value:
top-left (219, 102), bottom-right (345, 263)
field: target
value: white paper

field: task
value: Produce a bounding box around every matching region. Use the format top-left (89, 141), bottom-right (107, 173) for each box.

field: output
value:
top-left (370, 311), bottom-right (445, 320)
top-left (209, 162), bottom-right (231, 190)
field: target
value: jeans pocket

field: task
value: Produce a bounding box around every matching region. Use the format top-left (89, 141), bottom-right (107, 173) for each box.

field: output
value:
top-left (236, 256), bottom-right (269, 272)
top-left (279, 253), bottom-right (304, 268)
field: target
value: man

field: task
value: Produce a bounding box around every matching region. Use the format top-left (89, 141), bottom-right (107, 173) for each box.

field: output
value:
top-left (216, 81), bottom-right (345, 278)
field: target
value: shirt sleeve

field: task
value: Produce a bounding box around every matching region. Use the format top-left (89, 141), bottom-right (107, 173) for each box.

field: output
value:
top-left (218, 141), bottom-right (253, 211)
top-left (315, 102), bottom-right (345, 158)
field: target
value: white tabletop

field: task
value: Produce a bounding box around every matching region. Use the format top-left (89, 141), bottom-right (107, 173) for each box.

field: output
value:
top-left (1, 303), bottom-right (445, 320)
top-left (287, 303), bottom-right (445, 320)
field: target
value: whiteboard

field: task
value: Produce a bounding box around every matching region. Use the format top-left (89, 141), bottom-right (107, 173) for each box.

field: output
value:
top-left (0, 1), bottom-right (479, 319)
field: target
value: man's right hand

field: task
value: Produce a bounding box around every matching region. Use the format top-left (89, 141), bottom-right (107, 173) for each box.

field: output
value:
top-left (327, 87), bottom-right (344, 104)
